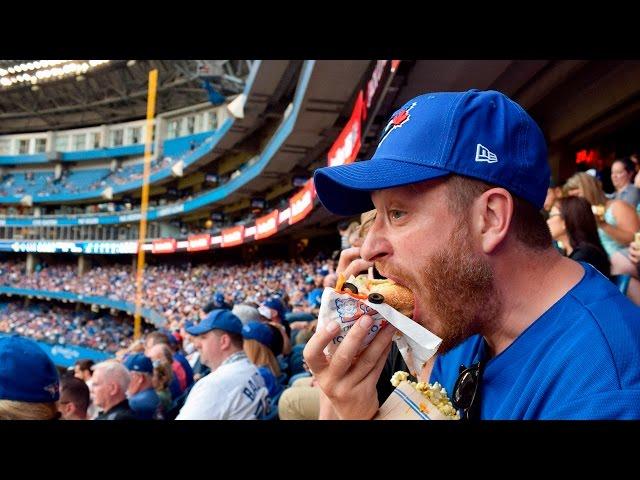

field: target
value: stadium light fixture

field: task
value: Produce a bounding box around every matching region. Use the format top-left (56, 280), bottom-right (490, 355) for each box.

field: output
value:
top-left (0, 60), bottom-right (111, 88)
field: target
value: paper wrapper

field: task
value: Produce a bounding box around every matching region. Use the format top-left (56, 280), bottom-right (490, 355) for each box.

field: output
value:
top-left (316, 287), bottom-right (441, 377)
top-left (373, 381), bottom-right (453, 420)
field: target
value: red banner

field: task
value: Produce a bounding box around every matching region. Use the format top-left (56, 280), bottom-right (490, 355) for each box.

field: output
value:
top-left (289, 180), bottom-right (314, 225)
top-left (187, 234), bottom-right (211, 252)
top-left (254, 210), bottom-right (279, 240)
top-left (152, 238), bottom-right (176, 254)
top-left (327, 90), bottom-right (364, 167)
top-left (221, 226), bottom-right (245, 248)
top-left (365, 60), bottom-right (389, 111)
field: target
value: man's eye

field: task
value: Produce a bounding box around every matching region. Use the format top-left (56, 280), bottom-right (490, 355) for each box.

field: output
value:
top-left (389, 210), bottom-right (406, 221)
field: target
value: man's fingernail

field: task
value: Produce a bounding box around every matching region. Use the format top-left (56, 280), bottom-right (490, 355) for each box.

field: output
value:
top-left (360, 315), bottom-right (372, 329)
top-left (325, 321), bottom-right (339, 334)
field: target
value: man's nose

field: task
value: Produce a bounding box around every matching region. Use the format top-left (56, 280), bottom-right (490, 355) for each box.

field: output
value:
top-left (360, 222), bottom-right (387, 263)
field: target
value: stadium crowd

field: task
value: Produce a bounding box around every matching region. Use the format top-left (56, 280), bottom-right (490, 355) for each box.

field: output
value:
top-left (0, 256), bottom-right (334, 326)
top-left (0, 301), bottom-right (150, 353)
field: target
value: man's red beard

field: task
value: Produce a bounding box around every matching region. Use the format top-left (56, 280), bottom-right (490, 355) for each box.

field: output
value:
top-left (378, 220), bottom-right (501, 355)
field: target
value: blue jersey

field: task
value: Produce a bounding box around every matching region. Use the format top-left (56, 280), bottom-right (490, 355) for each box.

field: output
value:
top-left (430, 262), bottom-right (640, 419)
top-left (129, 388), bottom-right (161, 420)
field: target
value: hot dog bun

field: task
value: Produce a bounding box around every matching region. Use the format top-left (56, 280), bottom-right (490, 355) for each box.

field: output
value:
top-left (347, 274), bottom-right (415, 318)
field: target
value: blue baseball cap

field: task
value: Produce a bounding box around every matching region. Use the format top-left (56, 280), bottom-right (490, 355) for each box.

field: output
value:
top-left (241, 321), bottom-right (274, 347)
top-left (260, 298), bottom-right (285, 320)
top-left (0, 335), bottom-right (60, 403)
top-left (314, 89), bottom-right (550, 215)
top-left (185, 309), bottom-right (243, 336)
top-left (123, 353), bottom-right (154, 374)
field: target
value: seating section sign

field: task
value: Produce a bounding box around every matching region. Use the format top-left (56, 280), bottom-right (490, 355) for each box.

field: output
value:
top-left (254, 210), bottom-right (279, 240)
top-left (221, 226), bottom-right (245, 247)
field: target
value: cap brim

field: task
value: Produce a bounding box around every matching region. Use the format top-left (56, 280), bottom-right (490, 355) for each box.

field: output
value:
top-left (314, 158), bottom-right (449, 216)
top-left (185, 324), bottom-right (211, 336)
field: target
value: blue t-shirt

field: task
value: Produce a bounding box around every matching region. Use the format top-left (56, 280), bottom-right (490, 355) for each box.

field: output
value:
top-left (129, 387), bottom-right (161, 420)
top-left (258, 365), bottom-right (284, 399)
top-left (430, 262), bottom-right (640, 419)
top-left (307, 288), bottom-right (323, 308)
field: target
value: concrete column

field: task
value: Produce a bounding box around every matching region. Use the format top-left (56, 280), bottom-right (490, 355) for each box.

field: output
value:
top-left (154, 117), bottom-right (166, 158)
top-left (100, 124), bottom-right (109, 147)
top-left (46, 130), bottom-right (55, 152)
top-left (78, 255), bottom-right (88, 275)
top-left (26, 253), bottom-right (36, 275)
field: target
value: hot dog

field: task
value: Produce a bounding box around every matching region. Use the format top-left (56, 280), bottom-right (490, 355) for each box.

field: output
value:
top-left (342, 274), bottom-right (415, 318)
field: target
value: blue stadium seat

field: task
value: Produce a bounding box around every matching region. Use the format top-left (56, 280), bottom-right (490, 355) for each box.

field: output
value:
top-left (261, 390), bottom-right (283, 420)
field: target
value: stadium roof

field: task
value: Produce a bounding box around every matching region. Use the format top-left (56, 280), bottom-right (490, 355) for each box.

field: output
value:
top-left (0, 59), bottom-right (252, 134)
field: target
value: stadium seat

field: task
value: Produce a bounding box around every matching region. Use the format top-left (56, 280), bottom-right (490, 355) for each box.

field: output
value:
top-left (261, 390), bottom-right (283, 420)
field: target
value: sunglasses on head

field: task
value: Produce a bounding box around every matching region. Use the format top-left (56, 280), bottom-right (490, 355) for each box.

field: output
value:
top-left (451, 361), bottom-right (484, 420)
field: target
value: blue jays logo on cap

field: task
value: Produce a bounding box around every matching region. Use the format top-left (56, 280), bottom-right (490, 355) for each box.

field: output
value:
top-left (44, 382), bottom-right (59, 398)
top-left (378, 101), bottom-right (417, 147)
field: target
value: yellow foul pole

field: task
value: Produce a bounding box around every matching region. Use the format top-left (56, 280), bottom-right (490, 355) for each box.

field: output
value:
top-left (134, 69), bottom-right (158, 340)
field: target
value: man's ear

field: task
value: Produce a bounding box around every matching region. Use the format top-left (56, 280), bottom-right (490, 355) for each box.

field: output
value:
top-left (473, 188), bottom-right (513, 254)
top-left (219, 333), bottom-right (231, 350)
top-left (64, 402), bottom-right (76, 417)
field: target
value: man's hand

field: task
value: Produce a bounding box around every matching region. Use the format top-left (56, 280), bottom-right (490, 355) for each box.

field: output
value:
top-left (303, 315), bottom-right (396, 419)
top-left (337, 247), bottom-right (373, 279)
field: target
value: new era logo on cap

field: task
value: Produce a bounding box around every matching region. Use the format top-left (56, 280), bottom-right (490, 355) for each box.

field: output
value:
top-left (475, 144), bottom-right (498, 163)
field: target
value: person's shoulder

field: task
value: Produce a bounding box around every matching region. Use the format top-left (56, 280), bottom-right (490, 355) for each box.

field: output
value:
top-left (569, 263), bottom-right (638, 315)
top-left (134, 388), bottom-right (160, 403)
top-left (609, 197), bottom-right (636, 215)
top-left (564, 263), bottom-right (640, 353)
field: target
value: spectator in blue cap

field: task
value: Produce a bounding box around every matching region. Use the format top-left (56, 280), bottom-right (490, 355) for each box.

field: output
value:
top-left (0, 335), bottom-right (60, 420)
top-left (306, 89), bottom-right (640, 420)
top-left (213, 291), bottom-right (231, 310)
top-left (259, 297), bottom-right (286, 324)
top-left (242, 321), bottom-right (283, 399)
top-left (259, 297), bottom-right (292, 357)
top-left (124, 353), bottom-right (161, 420)
top-left (176, 309), bottom-right (268, 420)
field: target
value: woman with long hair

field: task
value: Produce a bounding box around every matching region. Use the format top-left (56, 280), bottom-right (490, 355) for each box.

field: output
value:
top-left (547, 196), bottom-right (610, 278)
top-left (564, 172), bottom-right (639, 276)
top-left (242, 322), bottom-right (283, 399)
